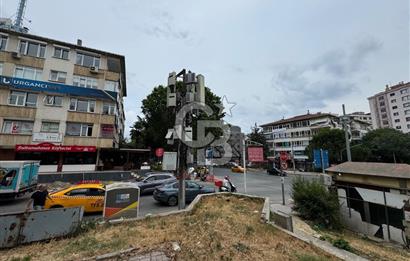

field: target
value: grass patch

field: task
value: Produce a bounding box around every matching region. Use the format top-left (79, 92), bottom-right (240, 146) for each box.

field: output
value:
top-left (2, 194), bottom-right (340, 261)
top-left (297, 254), bottom-right (331, 261)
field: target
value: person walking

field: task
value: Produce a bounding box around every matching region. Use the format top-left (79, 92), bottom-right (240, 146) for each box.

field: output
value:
top-left (26, 184), bottom-right (52, 211)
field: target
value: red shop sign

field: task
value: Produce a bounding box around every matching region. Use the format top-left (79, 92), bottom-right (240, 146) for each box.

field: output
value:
top-left (155, 148), bottom-right (164, 157)
top-left (247, 147), bottom-right (264, 162)
top-left (16, 143), bottom-right (96, 152)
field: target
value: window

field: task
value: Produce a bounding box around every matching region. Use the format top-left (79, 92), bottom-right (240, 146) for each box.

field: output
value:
top-left (390, 93), bottom-right (395, 97)
top-left (103, 103), bottom-right (115, 115)
top-left (404, 102), bottom-right (410, 108)
top-left (380, 108), bottom-right (386, 113)
top-left (45, 95), bottom-right (63, 106)
top-left (53, 47), bottom-right (69, 60)
top-left (104, 80), bottom-right (118, 92)
top-left (379, 101), bottom-right (385, 106)
top-left (8, 91), bottom-right (37, 107)
top-left (392, 106), bottom-right (398, 110)
top-left (401, 89), bottom-right (408, 94)
top-left (66, 122), bottom-right (93, 137)
top-left (402, 95), bottom-right (410, 102)
top-left (19, 40), bottom-right (46, 58)
top-left (394, 119), bottom-right (400, 123)
top-left (408, 124), bottom-right (410, 129)
top-left (41, 122), bottom-right (59, 133)
top-left (382, 120), bottom-right (389, 125)
top-left (73, 75), bottom-right (98, 88)
top-left (378, 96), bottom-right (384, 100)
top-left (406, 117), bottom-right (410, 122)
top-left (0, 35), bottom-right (7, 51)
top-left (49, 70), bottom-right (67, 83)
top-left (393, 112), bottom-right (399, 116)
top-left (66, 188), bottom-right (88, 196)
top-left (0, 63), bottom-right (3, 75)
top-left (14, 66), bottom-right (42, 80)
top-left (2, 120), bottom-right (33, 134)
top-left (391, 99), bottom-right (396, 103)
top-left (396, 126), bottom-right (402, 130)
top-left (69, 98), bottom-right (95, 113)
top-left (405, 110), bottom-right (410, 115)
top-left (76, 52), bottom-right (100, 68)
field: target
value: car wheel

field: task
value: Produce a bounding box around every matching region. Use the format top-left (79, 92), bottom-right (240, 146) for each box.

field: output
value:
top-left (50, 205), bottom-right (63, 208)
top-left (167, 196), bottom-right (178, 206)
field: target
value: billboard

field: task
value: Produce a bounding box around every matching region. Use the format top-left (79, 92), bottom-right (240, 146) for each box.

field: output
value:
top-left (248, 147), bottom-right (264, 162)
top-left (162, 152), bottom-right (177, 170)
top-left (313, 149), bottom-right (329, 169)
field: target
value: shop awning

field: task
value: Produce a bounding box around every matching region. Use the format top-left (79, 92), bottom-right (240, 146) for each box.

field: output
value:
top-left (16, 143), bottom-right (96, 152)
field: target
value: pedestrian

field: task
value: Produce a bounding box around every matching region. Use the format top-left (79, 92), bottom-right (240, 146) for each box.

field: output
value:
top-left (26, 184), bottom-right (52, 211)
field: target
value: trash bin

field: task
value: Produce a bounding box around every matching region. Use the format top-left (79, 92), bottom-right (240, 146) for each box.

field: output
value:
top-left (103, 182), bottom-right (140, 220)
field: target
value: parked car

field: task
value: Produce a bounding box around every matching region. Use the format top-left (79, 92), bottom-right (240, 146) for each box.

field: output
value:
top-left (44, 183), bottom-right (105, 213)
top-left (267, 167), bottom-right (286, 176)
top-left (153, 181), bottom-right (215, 206)
top-left (231, 166), bottom-right (244, 173)
top-left (136, 173), bottom-right (176, 194)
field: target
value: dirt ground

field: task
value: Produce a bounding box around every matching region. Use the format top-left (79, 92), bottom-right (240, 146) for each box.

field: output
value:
top-left (1, 194), bottom-right (339, 261)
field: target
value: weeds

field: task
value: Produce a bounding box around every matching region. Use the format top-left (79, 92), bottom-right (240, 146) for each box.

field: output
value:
top-left (332, 238), bottom-right (352, 252)
top-left (233, 242), bottom-right (250, 253)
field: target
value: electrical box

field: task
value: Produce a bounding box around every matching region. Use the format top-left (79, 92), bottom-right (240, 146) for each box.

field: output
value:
top-left (167, 72), bottom-right (177, 107)
top-left (184, 126), bottom-right (193, 142)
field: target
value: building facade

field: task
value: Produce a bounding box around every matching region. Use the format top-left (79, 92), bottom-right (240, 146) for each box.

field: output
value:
top-left (368, 82), bottom-right (410, 133)
top-left (260, 112), bottom-right (339, 169)
top-left (0, 28), bottom-right (126, 172)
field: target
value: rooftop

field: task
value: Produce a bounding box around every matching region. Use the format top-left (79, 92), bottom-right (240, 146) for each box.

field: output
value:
top-left (368, 81), bottom-right (410, 100)
top-left (326, 161), bottom-right (410, 179)
top-left (260, 112), bottom-right (337, 127)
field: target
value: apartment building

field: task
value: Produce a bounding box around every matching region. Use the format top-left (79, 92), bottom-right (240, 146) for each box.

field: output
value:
top-left (368, 82), bottom-right (410, 133)
top-left (260, 112), bottom-right (338, 169)
top-left (347, 111), bottom-right (372, 125)
top-left (0, 28), bottom-right (126, 172)
top-left (346, 112), bottom-right (372, 140)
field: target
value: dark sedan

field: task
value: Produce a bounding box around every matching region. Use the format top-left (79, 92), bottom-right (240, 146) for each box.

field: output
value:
top-left (153, 181), bottom-right (215, 206)
top-left (136, 173), bottom-right (176, 194)
top-left (267, 167), bottom-right (286, 176)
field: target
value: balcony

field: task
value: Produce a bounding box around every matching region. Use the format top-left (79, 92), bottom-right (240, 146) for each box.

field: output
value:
top-left (0, 134), bottom-right (32, 148)
top-left (63, 136), bottom-right (113, 148)
top-left (67, 111), bottom-right (115, 125)
top-left (0, 105), bottom-right (36, 119)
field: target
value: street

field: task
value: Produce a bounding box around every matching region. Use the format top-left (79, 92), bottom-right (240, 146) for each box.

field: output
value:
top-left (0, 168), bottom-right (312, 218)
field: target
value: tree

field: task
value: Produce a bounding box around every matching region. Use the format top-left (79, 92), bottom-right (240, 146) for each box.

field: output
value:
top-left (305, 128), bottom-right (346, 164)
top-left (356, 128), bottom-right (410, 163)
top-left (247, 124), bottom-right (269, 158)
top-left (130, 83), bottom-right (224, 149)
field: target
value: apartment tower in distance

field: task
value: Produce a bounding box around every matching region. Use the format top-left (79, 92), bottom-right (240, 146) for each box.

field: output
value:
top-left (368, 82), bottom-right (410, 133)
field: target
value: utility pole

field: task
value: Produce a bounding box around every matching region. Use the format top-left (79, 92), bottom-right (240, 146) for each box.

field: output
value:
top-left (342, 104), bottom-right (352, 162)
top-left (242, 137), bottom-right (247, 193)
top-left (166, 70), bottom-right (205, 210)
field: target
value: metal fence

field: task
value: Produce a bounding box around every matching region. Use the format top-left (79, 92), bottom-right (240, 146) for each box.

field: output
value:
top-left (38, 170), bottom-right (134, 183)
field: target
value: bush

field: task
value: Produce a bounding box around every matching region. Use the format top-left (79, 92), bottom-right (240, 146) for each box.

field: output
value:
top-left (291, 178), bottom-right (342, 230)
top-left (332, 238), bottom-right (352, 251)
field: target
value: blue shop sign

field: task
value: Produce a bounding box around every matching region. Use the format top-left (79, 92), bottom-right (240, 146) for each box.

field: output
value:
top-left (0, 76), bottom-right (117, 100)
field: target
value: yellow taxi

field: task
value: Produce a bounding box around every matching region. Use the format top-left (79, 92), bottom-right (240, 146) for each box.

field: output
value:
top-left (231, 166), bottom-right (244, 173)
top-left (44, 183), bottom-right (105, 213)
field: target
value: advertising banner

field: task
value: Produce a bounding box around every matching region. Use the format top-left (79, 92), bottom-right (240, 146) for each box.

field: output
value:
top-left (248, 147), bottom-right (264, 162)
top-left (103, 183), bottom-right (140, 220)
top-left (162, 152), bottom-right (177, 170)
top-left (16, 143), bottom-right (96, 152)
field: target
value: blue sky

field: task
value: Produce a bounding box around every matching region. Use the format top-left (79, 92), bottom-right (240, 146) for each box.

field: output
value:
top-left (1, 0), bottom-right (409, 136)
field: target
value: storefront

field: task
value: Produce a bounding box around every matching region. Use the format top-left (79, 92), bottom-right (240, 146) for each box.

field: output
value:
top-left (14, 142), bottom-right (97, 173)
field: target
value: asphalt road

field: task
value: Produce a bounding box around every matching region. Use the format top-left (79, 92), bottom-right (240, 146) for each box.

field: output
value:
top-left (0, 168), bottom-right (318, 217)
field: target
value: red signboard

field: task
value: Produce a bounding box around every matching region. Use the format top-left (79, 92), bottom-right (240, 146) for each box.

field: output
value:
top-left (101, 124), bottom-right (114, 138)
top-left (247, 147), bottom-right (264, 162)
top-left (280, 152), bottom-right (288, 161)
top-left (15, 143), bottom-right (96, 152)
top-left (155, 148), bottom-right (164, 157)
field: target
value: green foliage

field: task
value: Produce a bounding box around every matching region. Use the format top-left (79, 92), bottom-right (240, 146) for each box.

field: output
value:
top-left (356, 128), bottom-right (410, 163)
top-left (10, 257), bottom-right (31, 261)
top-left (130, 84), bottom-right (224, 150)
top-left (332, 238), bottom-right (352, 251)
top-left (305, 128), bottom-right (346, 165)
top-left (292, 178), bottom-right (342, 230)
top-left (151, 162), bottom-right (162, 171)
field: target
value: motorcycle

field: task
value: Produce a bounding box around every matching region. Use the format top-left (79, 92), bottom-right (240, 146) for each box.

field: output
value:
top-left (219, 179), bottom-right (237, 192)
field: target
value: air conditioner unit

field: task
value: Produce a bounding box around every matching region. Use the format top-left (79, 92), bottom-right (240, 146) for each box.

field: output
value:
top-left (90, 66), bottom-right (99, 73)
top-left (12, 52), bottom-right (21, 59)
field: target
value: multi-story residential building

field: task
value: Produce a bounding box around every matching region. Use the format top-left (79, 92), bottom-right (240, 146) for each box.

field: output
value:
top-left (347, 111), bottom-right (372, 125)
top-left (260, 112), bottom-right (338, 169)
top-left (0, 28), bottom-right (127, 172)
top-left (368, 82), bottom-right (410, 133)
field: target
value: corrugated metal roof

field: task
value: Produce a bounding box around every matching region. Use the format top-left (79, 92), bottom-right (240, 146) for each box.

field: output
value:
top-left (326, 162), bottom-right (410, 179)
